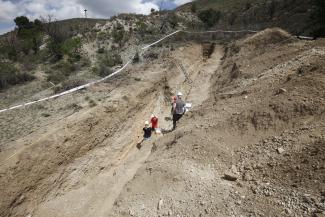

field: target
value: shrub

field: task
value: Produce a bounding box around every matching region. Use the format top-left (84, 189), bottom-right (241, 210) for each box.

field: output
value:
top-left (55, 61), bottom-right (76, 76)
top-left (46, 60), bottom-right (76, 84)
top-left (97, 47), bottom-right (105, 53)
top-left (133, 51), bottom-right (140, 63)
top-left (98, 65), bottom-right (113, 77)
top-left (91, 66), bottom-right (99, 74)
top-left (61, 37), bottom-right (82, 57)
top-left (97, 31), bottom-right (108, 41)
top-left (198, 9), bottom-right (221, 27)
top-left (143, 51), bottom-right (159, 60)
top-left (168, 13), bottom-right (179, 29)
top-left (79, 57), bottom-right (91, 67)
top-left (46, 71), bottom-right (66, 84)
top-left (191, 3), bottom-right (197, 13)
top-left (0, 62), bottom-right (35, 89)
top-left (53, 78), bottom-right (86, 93)
top-left (112, 25), bottom-right (126, 44)
top-left (99, 51), bottom-right (123, 67)
top-left (92, 61), bottom-right (113, 77)
top-left (137, 21), bottom-right (148, 38)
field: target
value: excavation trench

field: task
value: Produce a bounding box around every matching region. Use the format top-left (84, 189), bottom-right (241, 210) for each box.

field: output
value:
top-left (0, 44), bottom-right (223, 217)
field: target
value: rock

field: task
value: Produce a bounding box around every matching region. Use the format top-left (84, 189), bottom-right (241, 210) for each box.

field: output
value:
top-left (243, 172), bottom-right (253, 181)
top-left (158, 199), bottom-right (164, 210)
top-left (223, 173), bottom-right (238, 181)
top-left (15, 195), bottom-right (25, 206)
top-left (285, 208), bottom-right (292, 215)
top-left (277, 147), bottom-right (285, 154)
top-left (235, 200), bottom-right (242, 205)
top-left (168, 210), bottom-right (173, 216)
top-left (278, 88), bottom-right (287, 94)
top-left (231, 165), bottom-right (238, 173)
top-left (129, 210), bottom-right (135, 216)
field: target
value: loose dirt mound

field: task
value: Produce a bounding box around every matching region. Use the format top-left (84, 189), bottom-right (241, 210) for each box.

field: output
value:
top-left (242, 28), bottom-right (293, 47)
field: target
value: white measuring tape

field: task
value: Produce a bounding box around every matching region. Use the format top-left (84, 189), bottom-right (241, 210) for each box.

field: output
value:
top-left (0, 29), bottom-right (261, 114)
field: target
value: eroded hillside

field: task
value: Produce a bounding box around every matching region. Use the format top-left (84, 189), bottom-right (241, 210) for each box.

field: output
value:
top-left (0, 28), bottom-right (324, 217)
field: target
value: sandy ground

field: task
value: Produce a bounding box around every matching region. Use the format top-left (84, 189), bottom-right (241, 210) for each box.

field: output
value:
top-left (0, 29), bottom-right (324, 217)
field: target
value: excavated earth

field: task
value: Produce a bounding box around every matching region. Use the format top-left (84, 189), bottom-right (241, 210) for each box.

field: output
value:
top-left (0, 28), bottom-right (324, 217)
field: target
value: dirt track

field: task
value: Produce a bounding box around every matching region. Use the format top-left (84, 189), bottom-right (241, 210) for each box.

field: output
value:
top-left (0, 29), bottom-right (324, 217)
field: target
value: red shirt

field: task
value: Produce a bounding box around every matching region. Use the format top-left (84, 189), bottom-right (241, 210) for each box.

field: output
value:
top-left (151, 117), bottom-right (158, 129)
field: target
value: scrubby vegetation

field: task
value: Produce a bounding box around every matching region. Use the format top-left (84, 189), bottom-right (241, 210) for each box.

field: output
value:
top-left (0, 62), bottom-right (35, 89)
top-left (198, 9), bottom-right (221, 28)
top-left (53, 78), bottom-right (86, 93)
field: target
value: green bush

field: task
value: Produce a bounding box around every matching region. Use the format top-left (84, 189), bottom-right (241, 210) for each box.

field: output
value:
top-left (99, 51), bottom-right (123, 67)
top-left (55, 61), bottom-right (76, 75)
top-left (198, 9), bottom-right (221, 27)
top-left (97, 31), bottom-right (108, 41)
top-left (46, 60), bottom-right (76, 84)
top-left (98, 65), bottom-right (113, 77)
top-left (168, 13), bottom-right (179, 29)
top-left (191, 3), bottom-right (197, 13)
top-left (46, 71), bottom-right (66, 84)
top-left (61, 37), bottom-right (81, 57)
top-left (112, 25), bottom-right (126, 44)
top-left (0, 62), bottom-right (35, 89)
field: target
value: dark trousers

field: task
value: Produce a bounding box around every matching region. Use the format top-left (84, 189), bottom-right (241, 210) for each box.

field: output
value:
top-left (173, 113), bottom-right (183, 130)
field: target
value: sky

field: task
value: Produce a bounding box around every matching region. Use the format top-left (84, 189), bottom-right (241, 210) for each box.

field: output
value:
top-left (0, 0), bottom-right (193, 34)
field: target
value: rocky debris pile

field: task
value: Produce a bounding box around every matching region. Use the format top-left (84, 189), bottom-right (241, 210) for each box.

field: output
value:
top-left (235, 124), bottom-right (325, 216)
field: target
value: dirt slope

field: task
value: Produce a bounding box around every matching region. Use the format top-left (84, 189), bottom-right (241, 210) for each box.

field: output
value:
top-left (0, 28), bottom-right (324, 217)
top-left (110, 29), bottom-right (325, 217)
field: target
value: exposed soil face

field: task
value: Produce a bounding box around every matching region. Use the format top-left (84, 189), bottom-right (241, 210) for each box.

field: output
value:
top-left (0, 29), bottom-right (324, 217)
top-left (110, 29), bottom-right (325, 217)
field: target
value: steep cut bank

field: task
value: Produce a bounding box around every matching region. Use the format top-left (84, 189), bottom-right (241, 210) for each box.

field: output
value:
top-left (110, 28), bottom-right (325, 217)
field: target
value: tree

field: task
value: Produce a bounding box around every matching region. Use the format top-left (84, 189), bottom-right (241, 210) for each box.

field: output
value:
top-left (34, 19), bottom-right (42, 30)
top-left (41, 15), bottom-right (71, 59)
top-left (3, 31), bottom-right (19, 60)
top-left (191, 3), bottom-right (197, 13)
top-left (14, 16), bottom-right (31, 30)
top-left (168, 13), bottom-right (179, 29)
top-left (198, 9), bottom-right (221, 28)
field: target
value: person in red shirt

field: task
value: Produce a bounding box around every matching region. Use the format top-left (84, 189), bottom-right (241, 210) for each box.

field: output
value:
top-left (151, 114), bottom-right (158, 131)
